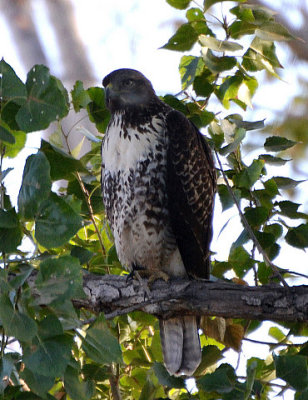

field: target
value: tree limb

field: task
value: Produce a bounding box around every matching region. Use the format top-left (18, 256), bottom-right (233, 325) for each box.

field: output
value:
top-left (69, 274), bottom-right (308, 323)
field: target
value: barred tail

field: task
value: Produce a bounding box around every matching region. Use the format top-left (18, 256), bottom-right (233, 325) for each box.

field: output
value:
top-left (159, 315), bottom-right (201, 376)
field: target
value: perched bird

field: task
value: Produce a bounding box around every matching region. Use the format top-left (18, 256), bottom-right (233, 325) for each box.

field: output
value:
top-left (101, 68), bottom-right (216, 376)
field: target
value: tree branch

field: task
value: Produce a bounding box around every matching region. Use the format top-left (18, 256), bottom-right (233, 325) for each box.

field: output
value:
top-left (68, 274), bottom-right (308, 323)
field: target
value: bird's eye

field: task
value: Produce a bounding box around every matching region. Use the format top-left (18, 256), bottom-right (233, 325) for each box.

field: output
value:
top-left (122, 79), bottom-right (134, 88)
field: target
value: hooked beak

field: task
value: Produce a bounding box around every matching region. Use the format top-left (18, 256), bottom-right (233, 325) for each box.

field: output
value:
top-left (104, 82), bottom-right (118, 109)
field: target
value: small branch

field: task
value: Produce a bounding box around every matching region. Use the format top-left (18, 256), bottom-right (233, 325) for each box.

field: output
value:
top-left (75, 171), bottom-right (107, 257)
top-left (109, 365), bottom-right (122, 400)
top-left (60, 127), bottom-right (106, 258)
top-left (243, 337), bottom-right (302, 347)
top-left (215, 151), bottom-right (289, 288)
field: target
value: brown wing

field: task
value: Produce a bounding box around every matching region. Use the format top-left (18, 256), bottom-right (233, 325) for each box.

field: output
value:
top-left (166, 110), bottom-right (216, 279)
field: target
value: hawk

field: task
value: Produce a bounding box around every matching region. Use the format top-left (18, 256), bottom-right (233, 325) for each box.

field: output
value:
top-left (101, 68), bottom-right (216, 376)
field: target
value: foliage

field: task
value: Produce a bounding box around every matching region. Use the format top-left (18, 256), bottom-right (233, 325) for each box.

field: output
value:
top-left (0, 1), bottom-right (307, 399)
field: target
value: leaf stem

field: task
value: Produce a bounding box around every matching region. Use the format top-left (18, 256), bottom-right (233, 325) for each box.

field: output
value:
top-left (60, 125), bottom-right (107, 258)
top-left (75, 171), bottom-right (106, 257)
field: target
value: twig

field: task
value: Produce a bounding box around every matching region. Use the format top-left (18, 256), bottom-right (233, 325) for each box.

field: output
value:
top-left (60, 125), bottom-right (107, 258)
top-left (109, 364), bottom-right (122, 400)
top-left (215, 151), bottom-right (289, 289)
top-left (76, 171), bottom-right (107, 257)
top-left (243, 337), bottom-right (303, 347)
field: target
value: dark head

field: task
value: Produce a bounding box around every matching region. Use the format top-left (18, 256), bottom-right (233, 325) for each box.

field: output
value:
top-left (103, 69), bottom-right (157, 113)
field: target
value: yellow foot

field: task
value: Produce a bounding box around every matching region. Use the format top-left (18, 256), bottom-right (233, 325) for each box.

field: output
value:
top-left (148, 271), bottom-right (170, 287)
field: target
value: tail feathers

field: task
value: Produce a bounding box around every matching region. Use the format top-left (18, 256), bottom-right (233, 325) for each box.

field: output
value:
top-left (159, 316), bottom-right (201, 376)
top-left (159, 318), bottom-right (183, 376)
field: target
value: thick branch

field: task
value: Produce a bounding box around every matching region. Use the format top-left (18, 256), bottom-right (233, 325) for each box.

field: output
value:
top-left (71, 274), bottom-right (308, 323)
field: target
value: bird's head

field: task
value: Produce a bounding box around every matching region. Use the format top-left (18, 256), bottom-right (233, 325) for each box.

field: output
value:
top-left (103, 69), bottom-right (156, 112)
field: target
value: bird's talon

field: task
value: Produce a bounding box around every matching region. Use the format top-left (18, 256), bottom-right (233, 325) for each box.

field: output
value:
top-left (148, 271), bottom-right (170, 288)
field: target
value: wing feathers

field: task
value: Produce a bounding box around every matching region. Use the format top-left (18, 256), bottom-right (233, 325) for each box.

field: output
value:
top-left (166, 110), bottom-right (216, 279)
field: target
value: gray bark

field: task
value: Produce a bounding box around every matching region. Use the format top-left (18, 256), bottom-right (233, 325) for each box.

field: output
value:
top-left (68, 274), bottom-right (308, 323)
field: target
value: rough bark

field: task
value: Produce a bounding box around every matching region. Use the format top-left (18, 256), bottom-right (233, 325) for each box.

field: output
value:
top-left (63, 274), bottom-right (308, 323)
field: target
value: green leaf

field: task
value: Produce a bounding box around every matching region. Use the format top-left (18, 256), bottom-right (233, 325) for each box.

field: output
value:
top-left (15, 65), bottom-right (69, 132)
top-left (4, 129), bottom-right (26, 158)
top-left (0, 354), bottom-right (15, 394)
top-left (186, 7), bottom-right (205, 21)
top-left (87, 87), bottom-right (110, 133)
top-left (202, 49), bottom-right (237, 73)
top-left (231, 4), bottom-right (276, 25)
top-left (35, 256), bottom-right (83, 305)
top-left (242, 37), bottom-right (282, 75)
top-left (162, 94), bottom-right (188, 115)
top-left (18, 151), bottom-right (51, 219)
top-left (285, 224), bottom-right (308, 249)
top-left (71, 80), bottom-right (92, 112)
top-left (71, 246), bottom-right (94, 265)
top-left (229, 21), bottom-right (257, 39)
top-left (193, 69), bottom-right (215, 97)
top-left (0, 208), bottom-right (19, 228)
top-left (197, 363), bottom-right (237, 393)
top-left (273, 176), bottom-right (306, 190)
top-left (264, 224), bottom-right (283, 240)
top-left (217, 75), bottom-right (243, 108)
top-left (0, 294), bottom-right (37, 342)
top-left (230, 5), bottom-right (255, 22)
top-left (245, 360), bottom-right (257, 400)
top-left (0, 125), bottom-right (15, 144)
top-left (139, 378), bottom-right (158, 400)
top-left (40, 139), bottom-right (87, 181)
top-left (274, 354), bottom-right (308, 391)
top-left (179, 56), bottom-right (204, 89)
top-left (268, 326), bottom-right (285, 342)
top-left (153, 363), bottom-right (185, 388)
top-left (244, 206), bottom-right (268, 227)
top-left (162, 23), bottom-right (198, 51)
top-left (220, 128), bottom-right (246, 155)
top-left (67, 178), bottom-right (103, 216)
top-left (217, 184), bottom-right (241, 211)
top-left (20, 368), bottom-right (54, 398)
top-left (37, 314), bottom-right (64, 339)
top-left (229, 246), bottom-right (255, 278)
top-left (228, 117), bottom-right (265, 131)
top-left (35, 193), bottom-right (82, 248)
top-left (254, 231), bottom-right (280, 260)
top-left (257, 262), bottom-right (271, 284)
top-left (166, 0), bottom-right (191, 9)
top-left (195, 345), bottom-right (223, 375)
top-left (82, 327), bottom-right (122, 365)
top-left (234, 159), bottom-right (264, 189)
top-left (204, 0), bottom-right (245, 11)
top-left (259, 154), bottom-right (290, 166)
top-left (278, 200), bottom-right (304, 219)
top-left (9, 265), bottom-right (34, 290)
top-left (199, 35), bottom-right (243, 52)
top-left (256, 22), bottom-right (295, 42)
top-left (264, 136), bottom-right (297, 152)
top-left (263, 178), bottom-right (279, 197)
top-left (64, 366), bottom-right (94, 400)
top-left (0, 208), bottom-right (22, 252)
top-left (24, 334), bottom-right (72, 377)
top-left (237, 77), bottom-right (258, 109)
top-left (0, 59), bottom-right (27, 104)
